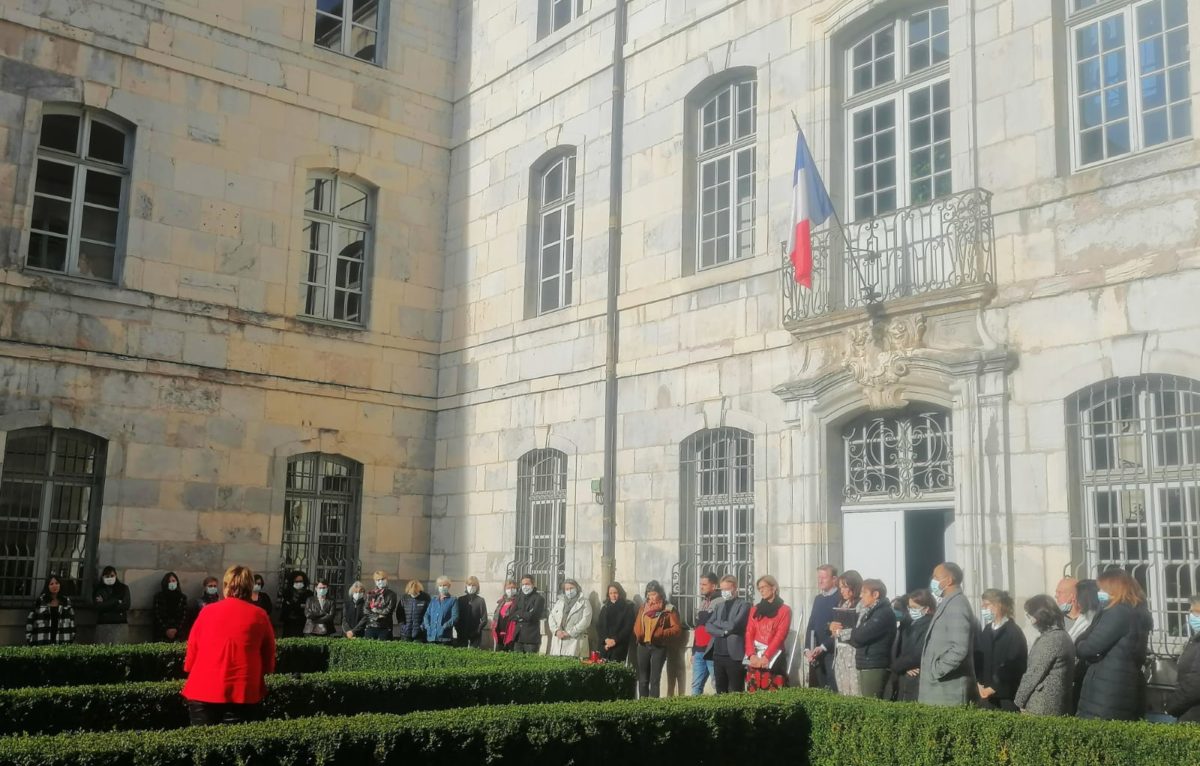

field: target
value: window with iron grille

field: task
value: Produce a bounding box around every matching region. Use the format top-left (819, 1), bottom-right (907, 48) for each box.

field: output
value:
top-left (315, 0), bottom-right (382, 63)
top-left (843, 4), bottom-right (951, 219)
top-left (513, 449), bottom-right (567, 596)
top-left (695, 78), bottom-right (757, 270)
top-left (281, 453), bottom-right (362, 601)
top-left (301, 174), bottom-right (371, 325)
top-left (0, 429), bottom-right (106, 607)
top-left (1067, 375), bottom-right (1200, 652)
top-left (535, 152), bottom-right (576, 314)
top-left (1066, 0), bottom-right (1191, 169)
top-left (673, 428), bottom-right (754, 627)
top-left (842, 407), bottom-right (954, 503)
top-left (28, 106), bottom-right (132, 281)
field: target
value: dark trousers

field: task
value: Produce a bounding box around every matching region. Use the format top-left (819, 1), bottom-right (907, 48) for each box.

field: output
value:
top-left (600, 641), bottom-right (630, 663)
top-left (713, 656), bottom-right (745, 693)
top-left (364, 627), bottom-right (392, 640)
top-left (453, 636), bottom-right (482, 648)
top-left (515, 642), bottom-right (540, 653)
top-left (186, 700), bottom-right (261, 726)
top-left (637, 643), bottom-right (668, 698)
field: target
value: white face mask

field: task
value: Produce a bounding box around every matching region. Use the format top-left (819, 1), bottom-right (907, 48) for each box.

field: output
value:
top-left (521, 584), bottom-right (533, 595)
top-left (505, 588), bottom-right (517, 598)
top-left (316, 587), bottom-right (328, 598)
top-left (466, 585), bottom-right (478, 595)
top-left (564, 588), bottom-right (577, 599)
top-left (981, 608), bottom-right (995, 625)
top-left (352, 591), bottom-right (364, 602)
top-left (167, 581), bottom-right (178, 591)
top-left (375, 579), bottom-right (387, 589)
top-left (103, 576), bottom-right (116, 586)
top-left (293, 582), bottom-right (305, 591)
top-left (205, 586), bottom-right (219, 596)
top-left (438, 585), bottom-right (450, 596)
top-left (720, 589), bottom-right (734, 600)
top-left (253, 583), bottom-right (262, 593)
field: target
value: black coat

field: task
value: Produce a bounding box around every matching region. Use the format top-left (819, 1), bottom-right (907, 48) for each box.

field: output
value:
top-left (399, 592), bottom-right (429, 640)
top-left (849, 600), bottom-right (897, 670)
top-left (596, 599), bottom-right (636, 661)
top-left (1167, 633), bottom-right (1200, 722)
top-left (152, 576), bottom-right (187, 640)
top-left (93, 581), bottom-right (130, 625)
top-left (303, 595), bottom-right (337, 635)
top-left (281, 586), bottom-right (311, 634)
top-left (513, 589), bottom-right (546, 645)
top-left (342, 596), bottom-right (367, 637)
top-left (891, 614), bottom-right (932, 701)
top-left (1076, 603), bottom-right (1152, 720)
top-left (974, 619), bottom-right (1028, 711)
top-left (455, 593), bottom-right (489, 642)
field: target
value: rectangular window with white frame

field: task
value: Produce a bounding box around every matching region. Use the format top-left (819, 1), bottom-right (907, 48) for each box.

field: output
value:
top-left (315, 0), bottom-right (381, 63)
top-left (27, 107), bottom-right (132, 282)
top-left (1067, 0), bottom-right (1191, 168)
top-left (536, 153), bottom-right (576, 314)
top-left (301, 174), bottom-right (371, 326)
top-left (696, 79), bottom-right (757, 270)
top-left (844, 5), bottom-right (951, 220)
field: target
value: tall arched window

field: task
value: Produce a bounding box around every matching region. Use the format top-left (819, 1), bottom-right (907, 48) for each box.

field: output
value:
top-left (674, 428), bottom-right (754, 626)
top-left (0, 428), bottom-right (107, 605)
top-left (28, 106), bottom-right (132, 281)
top-left (301, 174), bottom-right (372, 325)
top-left (527, 151), bottom-right (577, 316)
top-left (1067, 375), bottom-right (1200, 647)
top-left (843, 3), bottom-right (951, 218)
top-left (513, 449), bottom-right (567, 595)
top-left (281, 453), bottom-right (363, 599)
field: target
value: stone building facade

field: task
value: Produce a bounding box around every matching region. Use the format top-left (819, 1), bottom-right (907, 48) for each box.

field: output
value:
top-left (0, 0), bottom-right (1197, 681)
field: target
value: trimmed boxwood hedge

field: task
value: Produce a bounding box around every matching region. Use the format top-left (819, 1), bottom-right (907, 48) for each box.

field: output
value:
top-left (1, 689), bottom-right (1198, 766)
top-left (0, 638), bottom-right (561, 688)
top-left (0, 663), bottom-right (634, 735)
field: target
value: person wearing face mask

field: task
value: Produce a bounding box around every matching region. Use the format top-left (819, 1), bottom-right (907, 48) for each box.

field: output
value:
top-left (973, 589), bottom-right (1027, 711)
top-left (454, 576), bottom-right (489, 648)
top-left (342, 581), bottom-right (368, 638)
top-left (186, 576), bottom-right (222, 636)
top-left (1067, 578), bottom-right (1102, 712)
top-left (1014, 594), bottom-right (1075, 716)
top-left (845, 578), bottom-right (897, 699)
top-left (423, 576), bottom-right (460, 644)
top-left (690, 573), bottom-right (720, 694)
top-left (891, 589), bottom-right (936, 702)
top-left (26, 573), bottom-right (76, 646)
top-left (399, 579), bottom-right (429, 641)
top-left (547, 578), bottom-right (593, 657)
top-left (303, 578), bottom-right (337, 636)
top-left (1076, 569), bottom-right (1153, 720)
top-left (918, 562), bottom-right (978, 706)
top-left (596, 581), bottom-right (636, 662)
top-left (153, 572), bottom-right (188, 642)
top-left (633, 580), bottom-right (682, 697)
top-left (492, 580), bottom-right (520, 651)
top-left (280, 571), bottom-right (311, 638)
top-left (1167, 594), bottom-right (1200, 723)
top-left (513, 575), bottom-right (546, 653)
top-left (1055, 577), bottom-right (1080, 631)
top-left (250, 574), bottom-right (273, 616)
top-left (363, 571), bottom-right (400, 640)
top-left (93, 565), bottom-right (131, 644)
top-left (703, 575), bottom-right (749, 693)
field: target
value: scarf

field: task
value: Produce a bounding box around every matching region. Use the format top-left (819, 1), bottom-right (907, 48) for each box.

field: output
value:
top-left (755, 596), bottom-right (784, 619)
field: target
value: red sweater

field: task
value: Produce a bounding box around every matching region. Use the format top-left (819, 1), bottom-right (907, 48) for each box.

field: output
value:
top-left (745, 602), bottom-right (792, 663)
top-left (182, 596), bottom-right (276, 704)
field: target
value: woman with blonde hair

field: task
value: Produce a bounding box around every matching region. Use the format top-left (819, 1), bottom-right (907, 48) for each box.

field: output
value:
top-left (1075, 569), bottom-right (1153, 720)
top-left (423, 575), bottom-right (459, 644)
top-left (399, 578), bottom-right (430, 642)
top-left (181, 565), bottom-right (275, 725)
top-left (362, 570), bottom-right (399, 640)
top-left (455, 575), bottom-right (488, 648)
top-left (745, 575), bottom-right (792, 692)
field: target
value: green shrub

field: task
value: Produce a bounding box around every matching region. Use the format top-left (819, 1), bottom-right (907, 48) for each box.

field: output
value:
top-left (0, 638), bottom-right (552, 688)
top-left (0, 662), bottom-right (635, 735)
top-left (1, 690), bottom-right (1197, 766)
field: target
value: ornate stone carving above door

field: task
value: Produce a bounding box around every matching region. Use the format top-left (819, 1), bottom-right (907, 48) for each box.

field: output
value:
top-left (842, 314), bottom-right (928, 409)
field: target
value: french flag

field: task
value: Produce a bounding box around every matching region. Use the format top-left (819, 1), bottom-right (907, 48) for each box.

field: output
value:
top-left (787, 129), bottom-right (834, 288)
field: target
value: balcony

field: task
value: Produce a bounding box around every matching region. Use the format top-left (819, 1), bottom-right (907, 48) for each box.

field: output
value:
top-left (782, 188), bottom-right (996, 335)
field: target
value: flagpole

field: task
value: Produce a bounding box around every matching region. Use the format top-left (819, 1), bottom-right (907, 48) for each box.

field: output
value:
top-left (789, 110), bottom-right (882, 317)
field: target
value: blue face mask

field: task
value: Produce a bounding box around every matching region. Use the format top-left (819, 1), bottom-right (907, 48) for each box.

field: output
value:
top-left (1058, 601), bottom-right (1072, 614)
top-left (929, 578), bottom-right (943, 598)
top-left (1097, 590), bottom-right (1111, 607)
top-left (893, 608), bottom-right (905, 621)
top-left (1189, 614), bottom-right (1200, 634)
top-left (908, 607), bottom-right (924, 622)
top-left (980, 609), bottom-right (994, 625)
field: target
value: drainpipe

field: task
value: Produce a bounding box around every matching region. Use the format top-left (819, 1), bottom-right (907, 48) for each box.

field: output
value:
top-left (601, 0), bottom-right (628, 589)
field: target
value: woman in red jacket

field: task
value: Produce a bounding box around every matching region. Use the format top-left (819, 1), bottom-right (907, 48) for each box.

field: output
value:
top-left (182, 565), bottom-right (276, 725)
top-left (745, 574), bottom-right (792, 692)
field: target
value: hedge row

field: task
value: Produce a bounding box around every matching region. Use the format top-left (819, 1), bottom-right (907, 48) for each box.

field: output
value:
top-left (1, 689), bottom-right (1197, 766)
top-left (0, 638), bottom-right (556, 688)
top-left (0, 663), bottom-right (634, 735)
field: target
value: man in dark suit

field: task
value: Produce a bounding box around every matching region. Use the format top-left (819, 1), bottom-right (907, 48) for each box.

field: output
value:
top-left (803, 564), bottom-right (841, 690)
top-left (704, 575), bottom-right (750, 693)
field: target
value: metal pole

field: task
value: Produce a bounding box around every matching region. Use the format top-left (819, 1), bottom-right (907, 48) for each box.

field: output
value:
top-left (601, 0), bottom-right (628, 589)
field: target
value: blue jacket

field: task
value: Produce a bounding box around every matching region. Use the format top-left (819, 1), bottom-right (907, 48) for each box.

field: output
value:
top-left (423, 594), bottom-right (459, 643)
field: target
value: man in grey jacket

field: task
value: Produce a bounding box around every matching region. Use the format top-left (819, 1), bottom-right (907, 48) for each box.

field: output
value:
top-left (919, 562), bottom-right (978, 706)
top-left (704, 575), bottom-right (750, 693)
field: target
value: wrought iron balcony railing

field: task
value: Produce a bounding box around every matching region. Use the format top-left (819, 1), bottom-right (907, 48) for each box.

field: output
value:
top-left (782, 188), bottom-right (995, 326)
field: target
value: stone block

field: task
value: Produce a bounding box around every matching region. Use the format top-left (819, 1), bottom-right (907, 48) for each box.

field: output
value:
top-left (156, 541), bottom-right (225, 574)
